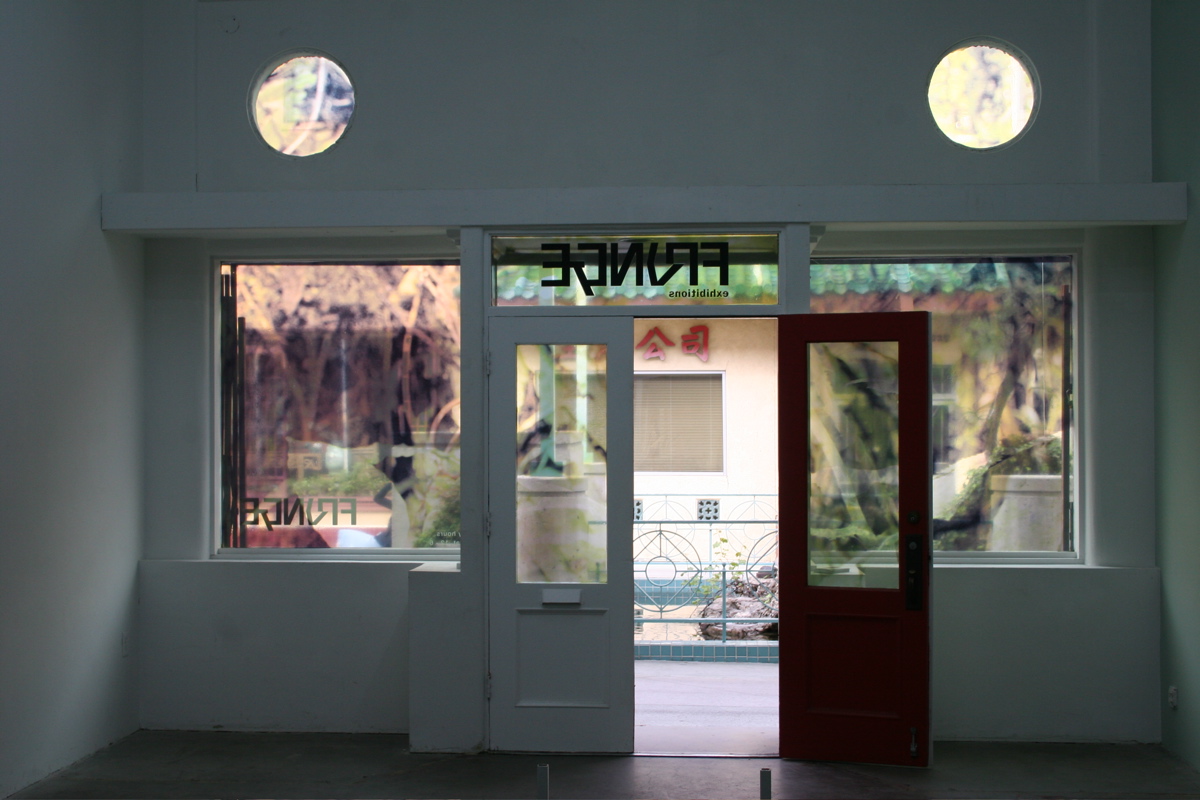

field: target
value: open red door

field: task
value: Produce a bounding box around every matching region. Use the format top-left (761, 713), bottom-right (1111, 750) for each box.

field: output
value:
top-left (779, 311), bottom-right (931, 766)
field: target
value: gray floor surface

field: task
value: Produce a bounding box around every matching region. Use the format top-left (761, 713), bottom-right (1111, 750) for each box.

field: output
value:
top-left (636, 661), bottom-right (777, 756)
top-left (12, 661), bottom-right (1200, 799)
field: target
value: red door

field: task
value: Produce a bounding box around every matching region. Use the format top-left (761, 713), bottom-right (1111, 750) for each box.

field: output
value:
top-left (779, 311), bottom-right (932, 766)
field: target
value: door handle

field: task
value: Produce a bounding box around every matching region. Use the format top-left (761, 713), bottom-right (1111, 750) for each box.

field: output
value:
top-left (904, 534), bottom-right (923, 611)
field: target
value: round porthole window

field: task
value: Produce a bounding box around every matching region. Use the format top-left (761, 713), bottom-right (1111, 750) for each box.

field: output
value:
top-left (252, 53), bottom-right (355, 157)
top-left (927, 41), bottom-right (1036, 149)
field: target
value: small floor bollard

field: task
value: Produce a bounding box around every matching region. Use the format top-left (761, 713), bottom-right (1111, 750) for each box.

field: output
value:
top-left (760, 767), bottom-right (772, 800)
top-left (537, 763), bottom-right (550, 800)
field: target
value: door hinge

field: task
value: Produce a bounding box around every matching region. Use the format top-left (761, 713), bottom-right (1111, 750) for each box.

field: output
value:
top-left (910, 727), bottom-right (918, 758)
top-left (485, 511), bottom-right (492, 538)
top-left (486, 671), bottom-right (492, 701)
top-left (485, 351), bottom-right (492, 376)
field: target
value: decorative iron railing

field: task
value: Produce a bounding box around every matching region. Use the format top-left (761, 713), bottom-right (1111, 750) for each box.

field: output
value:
top-left (633, 494), bottom-right (778, 642)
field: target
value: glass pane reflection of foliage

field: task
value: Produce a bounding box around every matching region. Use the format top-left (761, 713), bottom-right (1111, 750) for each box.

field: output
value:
top-left (515, 344), bottom-right (608, 583)
top-left (233, 263), bottom-right (460, 549)
top-left (254, 55), bottom-right (355, 156)
top-left (928, 45), bottom-right (1034, 149)
top-left (808, 342), bottom-right (901, 588)
top-left (812, 258), bottom-right (1071, 552)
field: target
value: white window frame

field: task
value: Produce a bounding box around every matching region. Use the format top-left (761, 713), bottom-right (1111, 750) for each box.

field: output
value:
top-left (209, 254), bottom-right (464, 562)
top-left (632, 370), bottom-right (727, 476)
top-left (808, 244), bottom-right (1082, 566)
top-left (203, 229), bottom-right (1088, 567)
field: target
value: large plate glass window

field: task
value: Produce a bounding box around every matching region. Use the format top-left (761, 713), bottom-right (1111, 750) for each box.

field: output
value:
top-left (811, 257), bottom-right (1073, 553)
top-left (219, 262), bottom-right (461, 550)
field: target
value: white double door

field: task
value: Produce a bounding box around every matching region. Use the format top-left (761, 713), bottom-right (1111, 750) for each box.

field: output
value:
top-left (485, 312), bottom-right (933, 761)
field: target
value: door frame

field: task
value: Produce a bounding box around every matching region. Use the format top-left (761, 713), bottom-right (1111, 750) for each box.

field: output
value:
top-left (480, 224), bottom-right (805, 754)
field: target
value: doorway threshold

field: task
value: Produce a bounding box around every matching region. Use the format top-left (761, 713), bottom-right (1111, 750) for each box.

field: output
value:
top-left (635, 660), bottom-right (779, 757)
top-left (633, 751), bottom-right (780, 758)
top-left (635, 723), bottom-right (778, 757)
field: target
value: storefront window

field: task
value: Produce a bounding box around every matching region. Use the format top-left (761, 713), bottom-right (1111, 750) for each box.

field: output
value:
top-left (811, 257), bottom-right (1073, 552)
top-left (219, 262), bottom-right (460, 550)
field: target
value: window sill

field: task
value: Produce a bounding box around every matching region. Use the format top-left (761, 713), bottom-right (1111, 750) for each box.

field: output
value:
top-left (934, 550), bottom-right (1081, 566)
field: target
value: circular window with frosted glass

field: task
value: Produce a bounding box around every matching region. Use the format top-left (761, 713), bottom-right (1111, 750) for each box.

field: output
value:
top-left (252, 54), bottom-right (355, 157)
top-left (927, 41), bottom-right (1037, 149)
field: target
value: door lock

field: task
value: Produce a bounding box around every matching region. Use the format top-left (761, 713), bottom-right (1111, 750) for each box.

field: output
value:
top-left (904, 534), bottom-right (924, 611)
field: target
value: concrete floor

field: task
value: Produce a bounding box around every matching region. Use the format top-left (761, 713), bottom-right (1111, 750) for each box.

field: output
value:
top-left (11, 661), bottom-right (1200, 799)
top-left (636, 660), bottom-right (777, 756)
top-left (13, 732), bottom-right (1200, 799)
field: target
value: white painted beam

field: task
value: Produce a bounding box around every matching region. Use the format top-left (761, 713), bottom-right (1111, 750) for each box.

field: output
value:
top-left (102, 183), bottom-right (1186, 235)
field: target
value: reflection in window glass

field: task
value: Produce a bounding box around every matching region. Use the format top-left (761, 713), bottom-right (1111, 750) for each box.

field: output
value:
top-left (253, 55), bottom-right (354, 156)
top-left (808, 341), bottom-right (900, 587)
top-left (811, 258), bottom-right (1072, 552)
top-left (928, 44), bottom-right (1035, 149)
top-left (220, 263), bottom-right (460, 549)
top-left (516, 344), bottom-right (608, 583)
top-left (492, 234), bottom-right (780, 307)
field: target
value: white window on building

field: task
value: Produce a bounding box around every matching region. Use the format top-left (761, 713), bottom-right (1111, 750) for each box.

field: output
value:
top-left (633, 373), bottom-right (724, 472)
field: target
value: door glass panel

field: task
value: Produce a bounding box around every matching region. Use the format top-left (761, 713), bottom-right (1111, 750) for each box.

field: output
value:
top-left (516, 344), bottom-right (608, 583)
top-left (808, 341), bottom-right (900, 589)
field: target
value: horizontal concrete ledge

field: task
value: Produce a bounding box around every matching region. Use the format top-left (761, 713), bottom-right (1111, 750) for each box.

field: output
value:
top-left (102, 183), bottom-right (1187, 235)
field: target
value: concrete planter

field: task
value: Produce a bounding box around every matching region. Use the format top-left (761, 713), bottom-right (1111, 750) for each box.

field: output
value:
top-left (516, 475), bottom-right (604, 582)
top-left (987, 474), bottom-right (1064, 552)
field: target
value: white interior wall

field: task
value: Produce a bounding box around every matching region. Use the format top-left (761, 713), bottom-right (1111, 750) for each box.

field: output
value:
top-left (139, 561), bottom-right (412, 732)
top-left (139, 236), bottom-right (464, 737)
top-left (139, 249), bottom-right (417, 730)
top-left (1153, 1), bottom-right (1200, 769)
top-left (136, 0), bottom-right (1152, 193)
top-left (932, 565), bottom-right (1159, 741)
top-left (136, 227), bottom-right (1162, 745)
top-left (0, 2), bottom-right (145, 796)
top-left (1080, 227), bottom-right (1158, 569)
top-left (129, 0), bottom-right (1162, 750)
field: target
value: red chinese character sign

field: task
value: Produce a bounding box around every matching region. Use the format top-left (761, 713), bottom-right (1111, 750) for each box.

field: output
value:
top-left (681, 325), bottom-right (709, 362)
top-left (636, 327), bottom-right (675, 361)
top-left (492, 234), bottom-right (779, 307)
top-left (636, 324), bottom-right (711, 362)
